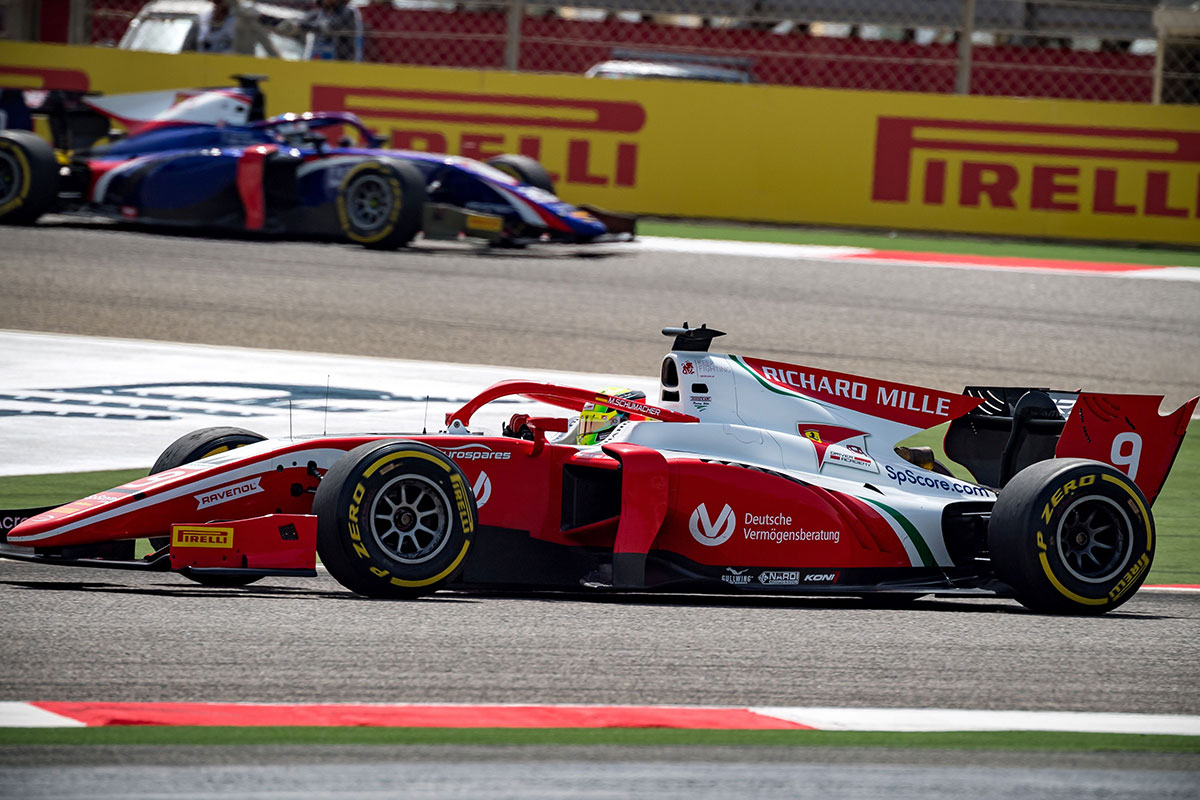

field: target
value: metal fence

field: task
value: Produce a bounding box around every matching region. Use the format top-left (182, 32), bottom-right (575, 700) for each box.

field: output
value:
top-left (67, 0), bottom-right (1200, 103)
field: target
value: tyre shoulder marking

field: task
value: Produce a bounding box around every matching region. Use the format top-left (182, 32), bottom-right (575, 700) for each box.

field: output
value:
top-left (363, 449), bottom-right (452, 478)
top-left (1101, 473), bottom-right (1153, 550)
top-left (387, 540), bottom-right (470, 587)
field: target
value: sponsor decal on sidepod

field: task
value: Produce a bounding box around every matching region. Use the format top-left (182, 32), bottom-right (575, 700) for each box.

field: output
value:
top-left (721, 568), bottom-right (752, 586)
top-left (690, 505), bottom-right (843, 546)
top-left (884, 465), bottom-right (995, 498)
top-left (689, 503), bottom-right (736, 546)
top-left (743, 513), bottom-right (841, 545)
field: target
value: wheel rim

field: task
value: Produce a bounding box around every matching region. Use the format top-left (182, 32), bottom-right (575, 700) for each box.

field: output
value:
top-left (369, 474), bottom-right (452, 565)
top-left (1055, 495), bottom-right (1133, 583)
top-left (346, 174), bottom-right (395, 230)
top-left (0, 150), bottom-right (21, 206)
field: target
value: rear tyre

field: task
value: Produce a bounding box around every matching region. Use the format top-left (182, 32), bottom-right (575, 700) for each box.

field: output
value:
top-left (150, 426), bottom-right (267, 587)
top-left (315, 440), bottom-right (476, 598)
top-left (0, 130), bottom-right (59, 225)
top-left (336, 159), bottom-right (426, 249)
top-left (486, 154), bottom-right (555, 195)
top-left (988, 458), bottom-right (1153, 615)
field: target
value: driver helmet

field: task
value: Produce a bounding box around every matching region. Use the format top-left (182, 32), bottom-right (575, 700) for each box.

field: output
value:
top-left (577, 387), bottom-right (646, 446)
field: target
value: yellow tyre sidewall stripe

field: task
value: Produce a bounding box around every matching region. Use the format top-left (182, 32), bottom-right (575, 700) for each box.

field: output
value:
top-left (1037, 471), bottom-right (1151, 606)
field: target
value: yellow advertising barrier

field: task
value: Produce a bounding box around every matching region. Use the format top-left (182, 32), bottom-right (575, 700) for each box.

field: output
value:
top-left (3, 42), bottom-right (1199, 245)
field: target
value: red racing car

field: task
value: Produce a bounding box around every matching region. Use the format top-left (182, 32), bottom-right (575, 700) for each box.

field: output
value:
top-left (2, 325), bottom-right (1194, 615)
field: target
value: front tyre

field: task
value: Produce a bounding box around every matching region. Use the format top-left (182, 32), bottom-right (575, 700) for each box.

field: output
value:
top-left (988, 458), bottom-right (1153, 615)
top-left (486, 154), bottom-right (555, 195)
top-left (315, 440), bottom-right (476, 598)
top-left (0, 130), bottom-right (59, 225)
top-left (150, 426), bottom-right (267, 587)
top-left (336, 159), bottom-right (426, 249)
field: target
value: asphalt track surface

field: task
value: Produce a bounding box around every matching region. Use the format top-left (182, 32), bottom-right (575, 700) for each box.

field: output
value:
top-left (2, 218), bottom-right (1198, 411)
top-left (1, 220), bottom-right (1198, 796)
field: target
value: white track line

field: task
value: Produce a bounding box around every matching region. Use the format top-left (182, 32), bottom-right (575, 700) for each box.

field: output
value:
top-left (0, 702), bottom-right (85, 727)
top-left (751, 707), bottom-right (1200, 736)
top-left (634, 236), bottom-right (1200, 282)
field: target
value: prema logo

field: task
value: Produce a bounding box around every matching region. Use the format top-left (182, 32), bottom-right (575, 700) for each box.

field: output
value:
top-left (689, 503), bottom-right (736, 546)
top-left (872, 117), bottom-right (1200, 219)
top-left (311, 85), bottom-right (645, 189)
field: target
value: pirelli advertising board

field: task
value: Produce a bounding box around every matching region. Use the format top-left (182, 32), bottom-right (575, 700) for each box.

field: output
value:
top-left (3, 42), bottom-right (1199, 245)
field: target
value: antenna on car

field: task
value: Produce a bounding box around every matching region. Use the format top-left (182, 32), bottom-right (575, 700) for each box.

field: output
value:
top-left (288, 399), bottom-right (293, 441)
top-left (423, 395), bottom-right (430, 435)
top-left (661, 322), bottom-right (726, 352)
top-left (229, 74), bottom-right (267, 122)
top-left (324, 376), bottom-right (330, 436)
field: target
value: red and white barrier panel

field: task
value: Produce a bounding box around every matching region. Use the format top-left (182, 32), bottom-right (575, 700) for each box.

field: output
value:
top-left (2, 702), bottom-right (1197, 735)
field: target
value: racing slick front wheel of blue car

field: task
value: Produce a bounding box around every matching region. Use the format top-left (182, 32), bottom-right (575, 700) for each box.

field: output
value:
top-left (987, 458), bottom-right (1153, 616)
top-left (486, 154), bottom-right (556, 195)
top-left (0, 130), bottom-right (59, 225)
top-left (149, 426), bottom-right (268, 587)
top-left (335, 159), bottom-right (426, 249)
top-left (314, 441), bottom-right (476, 599)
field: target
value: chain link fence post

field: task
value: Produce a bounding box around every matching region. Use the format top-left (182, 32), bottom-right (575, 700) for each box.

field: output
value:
top-left (1153, 4), bottom-right (1200, 104)
top-left (955, 0), bottom-right (976, 95)
top-left (69, 0), bottom-right (90, 43)
top-left (505, 0), bottom-right (525, 71)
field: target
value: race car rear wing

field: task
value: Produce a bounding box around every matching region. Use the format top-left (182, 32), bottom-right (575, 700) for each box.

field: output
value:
top-left (945, 387), bottom-right (1196, 504)
top-left (4, 73), bottom-right (268, 153)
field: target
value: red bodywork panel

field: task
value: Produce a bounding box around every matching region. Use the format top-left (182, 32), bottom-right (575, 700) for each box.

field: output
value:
top-left (169, 515), bottom-right (316, 571)
top-left (236, 144), bottom-right (277, 231)
top-left (9, 429), bottom-right (909, 576)
top-left (1056, 393), bottom-right (1198, 505)
top-left (654, 460), bottom-right (909, 569)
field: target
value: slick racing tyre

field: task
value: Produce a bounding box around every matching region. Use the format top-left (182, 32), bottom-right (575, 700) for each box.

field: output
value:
top-left (486, 154), bottom-right (556, 195)
top-left (988, 458), bottom-right (1153, 615)
top-left (150, 426), bottom-right (267, 587)
top-left (335, 159), bottom-right (426, 249)
top-left (315, 440), bottom-right (476, 599)
top-left (0, 130), bottom-right (59, 225)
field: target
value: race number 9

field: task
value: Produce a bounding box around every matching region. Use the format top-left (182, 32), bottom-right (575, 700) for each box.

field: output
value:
top-left (1110, 432), bottom-right (1143, 480)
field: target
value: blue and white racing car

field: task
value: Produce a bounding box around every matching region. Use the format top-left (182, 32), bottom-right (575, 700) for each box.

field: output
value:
top-left (0, 76), bottom-right (634, 248)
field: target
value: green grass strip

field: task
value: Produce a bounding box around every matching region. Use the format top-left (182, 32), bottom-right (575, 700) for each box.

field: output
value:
top-left (0, 726), bottom-right (1196, 752)
top-left (638, 220), bottom-right (1200, 268)
top-left (0, 468), bottom-right (146, 509)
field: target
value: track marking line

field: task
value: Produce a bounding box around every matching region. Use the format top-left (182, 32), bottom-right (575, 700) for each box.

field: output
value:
top-left (0, 702), bottom-right (85, 728)
top-left (750, 707), bottom-right (1200, 736)
top-left (634, 236), bottom-right (1200, 282)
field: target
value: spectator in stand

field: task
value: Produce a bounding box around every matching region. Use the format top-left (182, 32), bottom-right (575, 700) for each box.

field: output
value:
top-left (197, 0), bottom-right (236, 53)
top-left (301, 0), bottom-right (364, 61)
